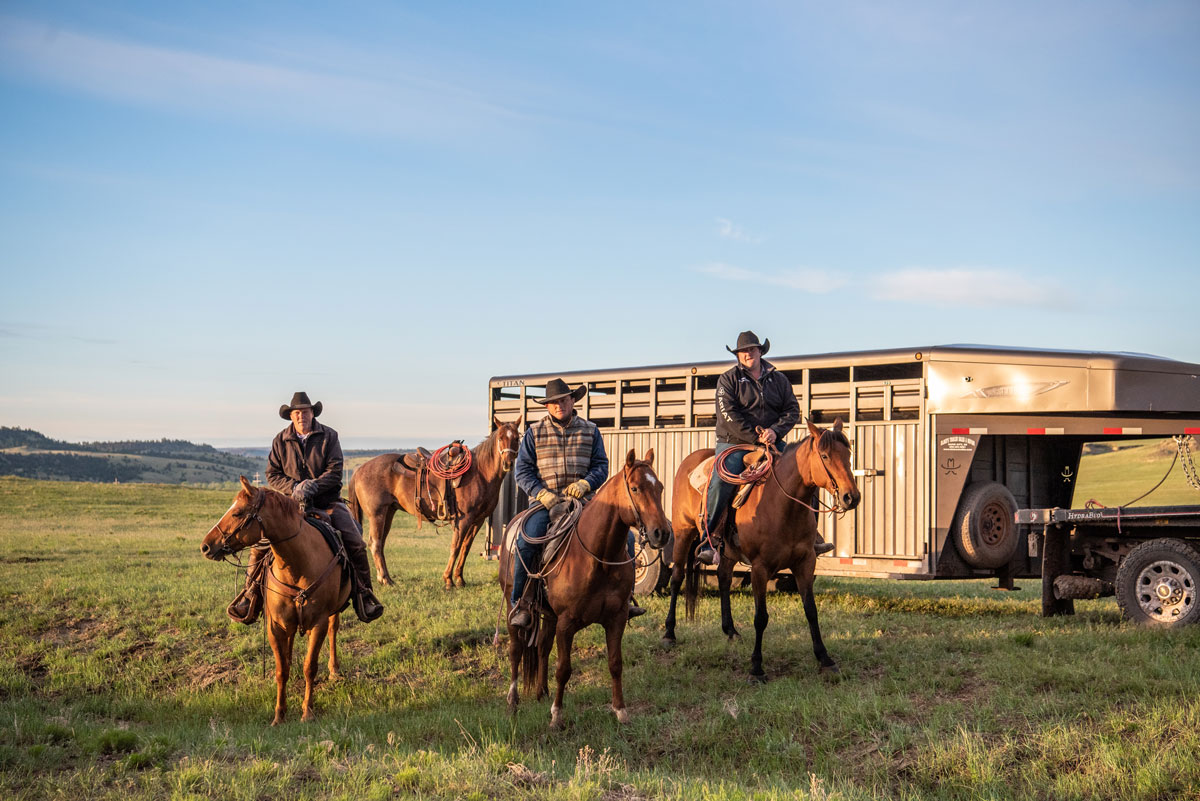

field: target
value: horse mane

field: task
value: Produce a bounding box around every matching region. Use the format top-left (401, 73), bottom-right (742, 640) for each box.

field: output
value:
top-left (818, 428), bottom-right (850, 451)
top-left (253, 485), bottom-right (302, 521)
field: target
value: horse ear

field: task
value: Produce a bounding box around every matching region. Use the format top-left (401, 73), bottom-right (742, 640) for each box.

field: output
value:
top-left (492, 415), bottom-right (503, 431)
top-left (806, 418), bottom-right (822, 438)
top-left (832, 417), bottom-right (844, 433)
top-left (239, 475), bottom-right (253, 494)
top-left (643, 448), bottom-right (655, 467)
top-left (625, 448), bottom-right (636, 467)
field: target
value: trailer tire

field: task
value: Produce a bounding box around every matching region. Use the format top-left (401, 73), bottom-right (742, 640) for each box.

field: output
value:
top-left (634, 535), bottom-right (670, 596)
top-left (951, 481), bottom-right (1020, 569)
top-left (1115, 538), bottom-right (1200, 627)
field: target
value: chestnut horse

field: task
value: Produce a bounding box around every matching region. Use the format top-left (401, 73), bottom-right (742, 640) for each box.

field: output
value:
top-left (662, 419), bottom-right (860, 681)
top-left (500, 449), bottom-right (671, 730)
top-left (348, 418), bottom-right (520, 589)
top-left (201, 477), bottom-right (351, 724)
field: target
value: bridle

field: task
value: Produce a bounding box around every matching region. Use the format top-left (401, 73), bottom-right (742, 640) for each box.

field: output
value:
top-left (768, 435), bottom-right (852, 515)
top-left (496, 426), bottom-right (518, 471)
top-left (575, 464), bottom-right (651, 567)
top-left (207, 490), bottom-right (302, 559)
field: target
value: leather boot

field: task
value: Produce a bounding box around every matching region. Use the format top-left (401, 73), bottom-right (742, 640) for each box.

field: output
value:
top-left (227, 544), bottom-right (268, 624)
top-left (696, 540), bottom-right (720, 566)
top-left (627, 596), bottom-right (646, 618)
top-left (345, 537), bottom-right (384, 623)
top-left (508, 603), bottom-right (532, 629)
top-left (815, 538), bottom-right (836, 556)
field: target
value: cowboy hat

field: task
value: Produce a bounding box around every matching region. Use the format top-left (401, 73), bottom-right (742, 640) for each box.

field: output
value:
top-left (534, 378), bottom-right (587, 405)
top-left (726, 330), bottom-right (770, 355)
top-left (279, 391), bottom-right (323, 420)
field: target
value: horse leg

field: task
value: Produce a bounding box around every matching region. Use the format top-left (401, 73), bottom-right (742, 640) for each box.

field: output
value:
top-left (550, 622), bottom-right (577, 731)
top-left (452, 521), bottom-right (482, 587)
top-left (327, 613), bottom-right (340, 679)
top-left (748, 563), bottom-right (771, 682)
top-left (442, 521), bottom-right (464, 589)
top-left (604, 615), bottom-right (630, 723)
top-left (795, 555), bottom-right (838, 673)
top-left (368, 506), bottom-right (396, 586)
top-left (662, 528), bottom-right (696, 646)
top-left (268, 618), bottom-right (293, 725)
top-left (718, 554), bottom-right (740, 641)
top-left (301, 618), bottom-right (330, 722)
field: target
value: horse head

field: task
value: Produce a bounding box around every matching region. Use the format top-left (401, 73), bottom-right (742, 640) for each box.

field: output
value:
top-left (492, 416), bottom-right (520, 472)
top-left (622, 448), bottom-right (672, 549)
top-left (201, 476), bottom-right (266, 560)
top-left (803, 418), bottom-right (861, 512)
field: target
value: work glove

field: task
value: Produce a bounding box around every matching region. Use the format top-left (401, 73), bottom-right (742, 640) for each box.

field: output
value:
top-left (293, 479), bottom-right (314, 500)
top-left (536, 489), bottom-right (560, 509)
top-left (564, 479), bottom-right (591, 499)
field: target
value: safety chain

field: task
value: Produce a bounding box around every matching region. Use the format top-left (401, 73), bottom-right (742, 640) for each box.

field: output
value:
top-left (1176, 435), bottom-right (1200, 491)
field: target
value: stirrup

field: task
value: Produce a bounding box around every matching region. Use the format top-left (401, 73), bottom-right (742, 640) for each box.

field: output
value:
top-left (226, 589), bottom-right (262, 625)
top-left (352, 589), bottom-right (384, 623)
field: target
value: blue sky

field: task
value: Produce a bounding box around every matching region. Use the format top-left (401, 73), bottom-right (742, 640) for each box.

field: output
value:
top-left (2, 1), bottom-right (1198, 448)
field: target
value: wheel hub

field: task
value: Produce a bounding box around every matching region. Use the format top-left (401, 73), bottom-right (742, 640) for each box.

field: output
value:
top-left (1136, 560), bottom-right (1195, 622)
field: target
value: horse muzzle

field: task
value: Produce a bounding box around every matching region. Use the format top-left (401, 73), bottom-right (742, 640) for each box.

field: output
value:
top-left (644, 524), bottom-right (672, 550)
top-left (841, 491), bottom-right (861, 512)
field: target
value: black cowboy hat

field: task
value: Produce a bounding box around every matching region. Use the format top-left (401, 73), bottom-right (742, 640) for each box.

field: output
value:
top-left (279, 391), bottom-right (323, 420)
top-left (726, 330), bottom-right (770, 355)
top-left (534, 378), bottom-right (587, 405)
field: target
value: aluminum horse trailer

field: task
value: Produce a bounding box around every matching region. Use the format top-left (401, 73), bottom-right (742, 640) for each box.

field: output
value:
top-left (487, 345), bottom-right (1200, 597)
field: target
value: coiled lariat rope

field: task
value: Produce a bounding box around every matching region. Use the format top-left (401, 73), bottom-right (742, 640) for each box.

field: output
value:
top-left (429, 441), bottom-right (472, 480)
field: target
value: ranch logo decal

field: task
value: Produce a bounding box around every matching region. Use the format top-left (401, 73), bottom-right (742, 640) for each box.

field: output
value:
top-left (939, 436), bottom-right (976, 452)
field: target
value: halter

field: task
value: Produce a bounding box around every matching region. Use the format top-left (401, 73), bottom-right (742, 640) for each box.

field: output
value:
top-left (761, 436), bottom-right (850, 515)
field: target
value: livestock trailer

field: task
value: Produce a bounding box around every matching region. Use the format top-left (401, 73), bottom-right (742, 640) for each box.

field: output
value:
top-left (487, 345), bottom-right (1200, 599)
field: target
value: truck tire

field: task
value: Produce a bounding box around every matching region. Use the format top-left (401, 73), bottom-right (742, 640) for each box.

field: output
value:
top-left (951, 481), bottom-right (1020, 569)
top-left (1115, 538), bottom-right (1200, 627)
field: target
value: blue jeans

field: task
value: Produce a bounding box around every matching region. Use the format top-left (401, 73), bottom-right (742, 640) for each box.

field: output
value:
top-left (511, 506), bottom-right (638, 604)
top-left (705, 442), bottom-right (745, 537)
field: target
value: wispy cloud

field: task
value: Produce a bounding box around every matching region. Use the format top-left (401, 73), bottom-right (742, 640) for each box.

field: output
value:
top-left (696, 263), bottom-right (845, 293)
top-left (0, 17), bottom-right (532, 139)
top-left (870, 268), bottom-right (1062, 308)
top-left (715, 218), bottom-right (764, 244)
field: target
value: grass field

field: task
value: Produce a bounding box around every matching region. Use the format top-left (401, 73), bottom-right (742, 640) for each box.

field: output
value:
top-left (2, 475), bottom-right (1199, 801)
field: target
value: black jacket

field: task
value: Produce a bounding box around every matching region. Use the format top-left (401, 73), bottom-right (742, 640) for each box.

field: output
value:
top-left (266, 420), bottom-right (344, 509)
top-left (715, 360), bottom-right (800, 445)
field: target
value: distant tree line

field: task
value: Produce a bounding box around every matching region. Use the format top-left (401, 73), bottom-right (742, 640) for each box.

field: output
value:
top-left (0, 452), bottom-right (144, 483)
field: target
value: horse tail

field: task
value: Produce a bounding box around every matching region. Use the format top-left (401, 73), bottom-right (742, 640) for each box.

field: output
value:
top-left (684, 539), bottom-right (700, 622)
top-left (519, 624), bottom-right (542, 696)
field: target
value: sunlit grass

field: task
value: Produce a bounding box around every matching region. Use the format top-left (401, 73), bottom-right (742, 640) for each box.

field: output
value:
top-left (2, 476), bottom-right (1198, 800)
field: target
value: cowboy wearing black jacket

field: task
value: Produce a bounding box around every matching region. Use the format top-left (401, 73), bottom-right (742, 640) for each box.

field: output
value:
top-left (227, 392), bottom-right (383, 624)
top-left (698, 333), bottom-right (834, 564)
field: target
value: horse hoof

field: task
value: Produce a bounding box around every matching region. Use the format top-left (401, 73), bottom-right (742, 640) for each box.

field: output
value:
top-left (726, 631), bottom-right (741, 642)
top-left (301, 712), bottom-right (315, 722)
top-left (549, 715), bottom-right (564, 731)
top-left (379, 577), bottom-right (394, 587)
top-left (614, 707), bottom-right (630, 724)
top-left (454, 577), bottom-right (466, 588)
top-left (660, 637), bottom-right (677, 650)
top-left (820, 662), bottom-right (840, 675)
top-left (748, 672), bottom-right (768, 685)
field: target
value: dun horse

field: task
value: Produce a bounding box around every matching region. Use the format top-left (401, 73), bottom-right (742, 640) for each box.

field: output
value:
top-left (500, 449), bottom-right (671, 730)
top-left (662, 419), bottom-right (860, 680)
top-left (201, 477), bottom-right (351, 724)
top-left (348, 418), bottom-right (520, 589)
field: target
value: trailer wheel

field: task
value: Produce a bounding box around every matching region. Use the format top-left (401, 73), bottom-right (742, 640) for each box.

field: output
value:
top-left (951, 481), bottom-right (1020, 569)
top-left (1115, 538), bottom-right (1200, 627)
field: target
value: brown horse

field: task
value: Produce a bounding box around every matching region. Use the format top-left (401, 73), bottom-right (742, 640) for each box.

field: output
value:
top-left (348, 418), bottom-right (520, 589)
top-left (662, 419), bottom-right (860, 681)
top-left (201, 477), bottom-right (351, 724)
top-left (500, 449), bottom-right (671, 730)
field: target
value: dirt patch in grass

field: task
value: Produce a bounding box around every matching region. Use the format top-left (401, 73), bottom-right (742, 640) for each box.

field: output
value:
top-left (38, 616), bottom-right (120, 648)
top-left (185, 658), bottom-right (241, 691)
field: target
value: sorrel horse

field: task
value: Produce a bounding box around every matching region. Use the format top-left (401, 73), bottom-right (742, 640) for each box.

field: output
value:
top-left (201, 477), bottom-right (351, 724)
top-left (348, 418), bottom-right (520, 589)
top-left (499, 449), bottom-right (671, 730)
top-left (662, 419), bottom-right (860, 681)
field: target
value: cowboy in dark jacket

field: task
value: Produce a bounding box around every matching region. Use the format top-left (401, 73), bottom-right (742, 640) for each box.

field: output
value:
top-left (227, 392), bottom-right (384, 624)
top-left (508, 378), bottom-right (644, 628)
top-left (698, 332), bottom-right (835, 564)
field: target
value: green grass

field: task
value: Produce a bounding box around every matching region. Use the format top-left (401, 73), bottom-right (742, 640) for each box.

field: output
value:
top-left (1074, 438), bottom-right (1200, 508)
top-left (2, 476), bottom-right (1199, 800)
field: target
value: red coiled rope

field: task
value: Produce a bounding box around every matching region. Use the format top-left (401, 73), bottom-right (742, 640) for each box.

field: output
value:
top-left (429, 441), bottom-right (472, 480)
